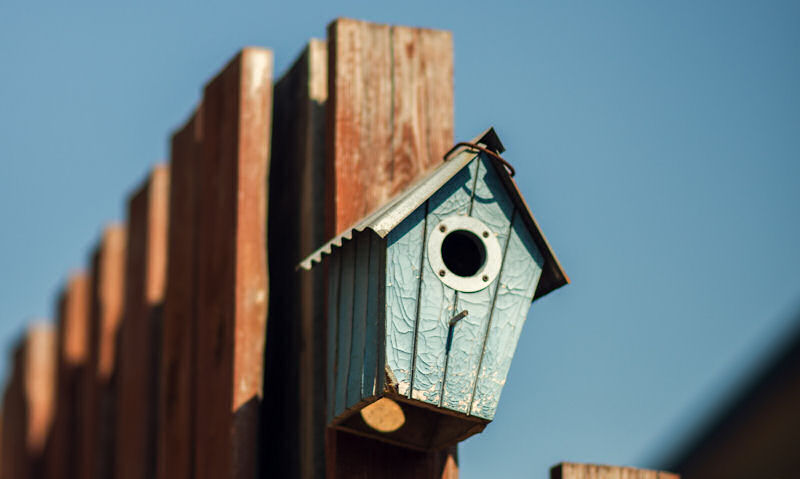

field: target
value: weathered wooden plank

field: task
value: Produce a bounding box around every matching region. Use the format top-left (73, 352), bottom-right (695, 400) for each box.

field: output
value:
top-left (551, 462), bottom-right (680, 479)
top-left (81, 225), bottom-right (126, 479)
top-left (265, 38), bottom-right (328, 479)
top-left (115, 166), bottom-right (170, 479)
top-left (157, 113), bottom-right (201, 479)
top-left (442, 157), bottom-right (514, 413)
top-left (326, 253), bottom-right (342, 424)
top-left (194, 48), bottom-right (272, 479)
top-left (410, 159), bottom-right (478, 405)
top-left (334, 241), bottom-right (356, 418)
top-left (86, 224), bottom-right (126, 479)
top-left (326, 18), bottom-right (392, 237)
top-left (347, 233), bottom-right (371, 407)
top-left (325, 19), bottom-right (453, 237)
top-left (362, 233), bottom-right (385, 400)
top-left (470, 211), bottom-right (543, 419)
top-left (385, 204), bottom-right (427, 397)
top-left (24, 323), bottom-right (57, 472)
top-left (390, 25), bottom-right (454, 197)
top-left (46, 272), bottom-right (90, 479)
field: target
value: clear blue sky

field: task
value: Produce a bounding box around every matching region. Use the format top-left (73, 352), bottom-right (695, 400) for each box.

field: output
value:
top-left (1, 1), bottom-right (799, 477)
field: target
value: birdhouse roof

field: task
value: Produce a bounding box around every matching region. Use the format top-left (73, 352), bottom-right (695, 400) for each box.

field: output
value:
top-left (298, 128), bottom-right (569, 300)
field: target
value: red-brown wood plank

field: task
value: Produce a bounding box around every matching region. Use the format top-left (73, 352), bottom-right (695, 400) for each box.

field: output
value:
top-left (158, 112), bottom-right (201, 479)
top-left (45, 272), bottom-right (90, 479)
top-left (115, 166), bottom-right (170, 479)
top-left (264, 39), bottom-right (327, 479)
top-left (2, 323), bottom-right (56, 479)
top-left (194, 48), bottom-right (272, 479)
top-left (81, 224), bottom-right (127, 479)
top-left (325, 18), bottom-right (456, 479)
top-left (327, 430), bottom-right (458, 479)
top-left (325, 18), bottom-right (454, 238)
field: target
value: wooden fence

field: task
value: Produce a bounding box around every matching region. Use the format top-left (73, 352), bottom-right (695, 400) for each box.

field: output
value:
top-left (0, 17), bottom-right (680, 479)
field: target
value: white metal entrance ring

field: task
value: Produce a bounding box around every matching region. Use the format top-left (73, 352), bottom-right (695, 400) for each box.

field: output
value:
top-left (427, 215), bottom-right (502, 293)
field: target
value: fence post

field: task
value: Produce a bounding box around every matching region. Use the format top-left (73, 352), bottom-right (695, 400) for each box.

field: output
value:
top-left (157, 112), bottom-right (201, 479)
top-left (44, 273), bottom-right (90, 479)
top-left (194, 47), bottom-right (272, 479)
top-left (81, 224), bottom-right (127, 479)
top-left (115, 166), bottom-right (170, 479)
top-left (1, 323), bottom-right (56, 479)
top-left (264, 39), bottom-right (327, 479)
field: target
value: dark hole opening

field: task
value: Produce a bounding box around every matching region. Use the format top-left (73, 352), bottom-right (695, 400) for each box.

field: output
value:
top-left (441, 229), bottom-right (486, 277)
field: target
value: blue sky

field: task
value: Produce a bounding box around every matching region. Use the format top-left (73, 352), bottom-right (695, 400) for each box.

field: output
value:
top-left (1, 1), bottom-right (799, 477)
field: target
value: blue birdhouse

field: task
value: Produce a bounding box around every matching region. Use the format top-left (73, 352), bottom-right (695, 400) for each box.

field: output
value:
top-left (299, 128), bottom-right (568, 450)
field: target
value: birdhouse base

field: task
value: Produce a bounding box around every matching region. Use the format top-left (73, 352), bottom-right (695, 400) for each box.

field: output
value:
top-left (330, 393), bottom-right (488, 451)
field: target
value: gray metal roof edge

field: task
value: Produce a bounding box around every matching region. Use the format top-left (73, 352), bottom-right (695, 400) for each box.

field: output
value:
top-left (297, 146), bottom-right (479, 271)
top-left (297, 126), bottom-right (569, 303)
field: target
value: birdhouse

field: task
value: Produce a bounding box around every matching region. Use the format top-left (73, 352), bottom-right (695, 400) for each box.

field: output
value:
top-left (299, 128), bottom-right (568, 450)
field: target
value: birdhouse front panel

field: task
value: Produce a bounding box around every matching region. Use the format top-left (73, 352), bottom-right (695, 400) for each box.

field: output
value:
top-left (385, 154), bottom-right (544, 420)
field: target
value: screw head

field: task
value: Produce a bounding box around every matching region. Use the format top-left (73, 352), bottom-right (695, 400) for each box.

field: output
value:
top-left (482, 275), bottom-right (489, 282)
top-left (483, 231), bottom-right (490, 238)
top-left (439, 225), bottom-right (447, 233)
top-left (439, 269), bottom-right (446, 277)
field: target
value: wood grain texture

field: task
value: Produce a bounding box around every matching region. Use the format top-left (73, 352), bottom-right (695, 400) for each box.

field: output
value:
top-left (326, 18), bottom-right (454, 238)
top-left (264, 39), bottom-right (327, 479)
top-left (385, 204), bottom-right (427, 398)
top-left (326, 253), bottom-right (342, 424)
top-left (411, 160), bottom-right (477, 406)
top-left (362, 233), bottom-right (386, 400)
top-left (552, 463), bottom-right (679, 479)
top-left (46, 272), bottom-right (90, 479)
top-left (194, 48), bottom-right (271, 479)
top-left (87, 225), bottom-right (126, 479)
top-left (470, 209), bottom-right (543, 420)
top-left (333, 240), bottom-right (356, 418)
top-left (443, 157), bottom-right (514, 414)
top-left (347, 233), bottom-right (371, 407)
top-left (115, 166), bottom-right (170, 479)
top-left (157, 113), bottom-right (201, 479)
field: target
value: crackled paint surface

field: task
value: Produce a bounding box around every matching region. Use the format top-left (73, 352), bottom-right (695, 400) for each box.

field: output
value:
top-left (442, 158), bottom-right (515, 413)
top-left (385, 206), bottom-right (427, 396)
top-left (470, 211), bottom-right (543, 419)
top-left (327, 152), bottom-right (544, 423)
top-left (408, 160), bottom-right (477, 405)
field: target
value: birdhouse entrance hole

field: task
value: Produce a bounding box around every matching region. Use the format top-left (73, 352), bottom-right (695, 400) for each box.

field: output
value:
top-left (441, 230), bottom-right (485, 277)
top-left (428, 216), bottom-right (502, 292)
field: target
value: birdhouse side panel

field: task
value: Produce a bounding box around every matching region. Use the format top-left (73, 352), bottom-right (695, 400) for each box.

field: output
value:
top-left (333, 240), bottom-right (356, 418)
top-left (345, 234), bottom-right (372, 408)
top-left (410, 159), bottom-right (479, 405)
top-left (327, 234), bottom-right (387, 423)
top-left (326, 252), bottom-right (341, 423)
top-left (442, 156), bottom-right (515, 413)
top-left (384, 205), bottom-right (427, 397)
top-left (362, 234), bottom-right (386, 400)
top-left (470, 212), bottom-right (544, 420)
